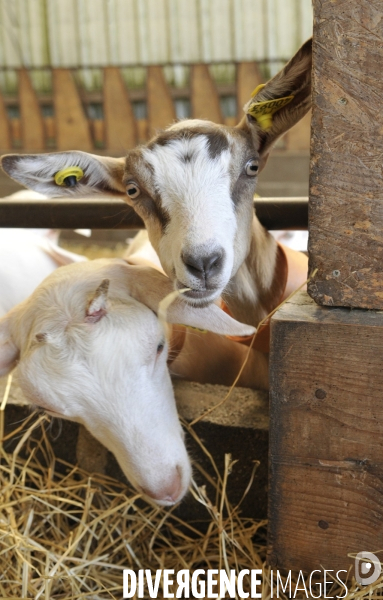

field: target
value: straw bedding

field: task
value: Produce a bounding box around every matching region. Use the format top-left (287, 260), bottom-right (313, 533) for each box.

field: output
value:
top-left (0, 385), bottom-right (382, 599)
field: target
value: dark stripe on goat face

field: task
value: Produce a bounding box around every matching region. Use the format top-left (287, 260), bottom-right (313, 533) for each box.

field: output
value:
top-left (136, 195), bottom-right (170, 232)
top-left (150, 126), bottom-right (229, 159)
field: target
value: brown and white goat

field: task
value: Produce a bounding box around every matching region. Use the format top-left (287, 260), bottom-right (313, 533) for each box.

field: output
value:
top-left (1, 39), bottom-right (311, 335)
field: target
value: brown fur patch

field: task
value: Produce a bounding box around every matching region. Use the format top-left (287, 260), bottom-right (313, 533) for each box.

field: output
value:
top-left (123, 151), bottom-right (170, 232)
top-left (149, 125), bottom-right (229, 159)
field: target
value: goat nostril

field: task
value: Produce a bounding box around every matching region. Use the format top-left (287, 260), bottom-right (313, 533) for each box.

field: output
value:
top-left (182, 250), bottom-right (224, 280)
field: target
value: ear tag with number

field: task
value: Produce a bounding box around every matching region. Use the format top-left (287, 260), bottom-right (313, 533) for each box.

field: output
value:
top-left (247, 83), bottom-right (294, 130)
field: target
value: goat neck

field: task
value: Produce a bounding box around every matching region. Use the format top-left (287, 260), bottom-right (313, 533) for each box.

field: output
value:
top-left (222, 216), bottom-right (285, 329)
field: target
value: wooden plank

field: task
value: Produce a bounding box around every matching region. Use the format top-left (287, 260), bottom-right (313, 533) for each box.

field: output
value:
top-left (146, 66), bottom-right (176, 136)
top-left (236, 61), bottom-right (263, 121)
top-left (191, 64), bottom-right (223, 123)
top-left (0, 89), bottom-right (11, 150)
top-left (17, 69), bottom-right (45, 151)
top-left (308, 0), bottom-right (383, 309)
top-left (268, 291), bottom-right (383, 571)
top-left (103, 67), bottom-right (137, 152)
top-left (53, 69), bottom-right (93, 151)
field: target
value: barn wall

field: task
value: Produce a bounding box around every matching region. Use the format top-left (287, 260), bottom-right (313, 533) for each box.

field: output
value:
top-left (0, 0), bottom-right (313, 91)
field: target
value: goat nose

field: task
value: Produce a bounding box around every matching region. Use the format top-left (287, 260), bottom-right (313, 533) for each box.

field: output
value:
top-left (182, 250), bottom-right (224, 281)
top-left (143, 466), bottom-right (183, 504)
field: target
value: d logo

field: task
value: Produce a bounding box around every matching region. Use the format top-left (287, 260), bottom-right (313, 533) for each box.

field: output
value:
top-left (355, 552), bottom-right (382, 586)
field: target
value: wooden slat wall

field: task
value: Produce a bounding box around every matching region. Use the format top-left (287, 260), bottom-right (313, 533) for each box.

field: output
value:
top-left (53, 69), bottom-right (93, 151)
top-left (236, 61), bottom-right (263, 120)
top-left (103, 67), bottom-right (137, 152)
top-left (0, 91), bottom-right (10, 150)
top-left (146, 66), bottom-right (176, 136)
top-left (191, 65), bottom-right (223, 123)
top-left (18, 69), bottom-right (45, 151)
top-left (0, 62), bottom-right (311, 154)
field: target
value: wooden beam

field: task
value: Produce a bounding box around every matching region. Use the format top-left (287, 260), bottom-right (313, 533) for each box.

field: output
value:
top-left (308, 0), bottom-right (383, 309)
top-left (147, 66), bottom-right (175, 137)
top-left (18, 69), bottom-right (45, 151)
top-left (0, 89), bottom-right (11, 150)
top-left (191, 64), bottom-right (223, 123)
top-left (236, 61), bottom-right (263, 121)
top-left (53, 69), bottom-right (93, 151)
top-left (268, 292), bottom-right (383, 571)
top-left (103, 67), bottom-right (137, 152)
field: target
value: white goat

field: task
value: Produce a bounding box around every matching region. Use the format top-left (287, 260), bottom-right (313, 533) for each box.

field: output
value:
top-left (0, 256), bottom-right (255, 505)
top-left (0, 40), bottom-right (311, 342)
top-left (0, 190), bottom-right (87, 316)
top-left (0, 228), bottom-right (86, 316)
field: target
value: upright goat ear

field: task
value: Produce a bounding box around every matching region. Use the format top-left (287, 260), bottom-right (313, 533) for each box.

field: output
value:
top-left (86, 279), bottom-right (109, 323)
top-left (0, 315), bottom-right (19, 376)
top-left (1, 152), bottom-right (126, 198)
top-left (237, 37), bottom-right (312, 163)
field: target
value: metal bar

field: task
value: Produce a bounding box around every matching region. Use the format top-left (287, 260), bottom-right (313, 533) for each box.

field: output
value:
top-left (0, 196), bottom-right (308, 230)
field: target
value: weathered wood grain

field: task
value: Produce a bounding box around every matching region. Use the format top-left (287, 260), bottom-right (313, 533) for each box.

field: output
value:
top-left (308, 0), bottom-right (383, 309)
top-left (268, 291), bottom-right (383, 571)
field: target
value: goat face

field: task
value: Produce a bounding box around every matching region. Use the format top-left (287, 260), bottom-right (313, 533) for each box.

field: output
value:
top-left (124, 122), bottom-right (257, 304)
top-left (0, 259), bottom-right (254, 504)
top-left (1, 39), bottom-right (312, 304)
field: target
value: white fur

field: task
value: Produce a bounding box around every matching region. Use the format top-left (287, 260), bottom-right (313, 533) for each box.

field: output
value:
top-left (143, 134), bottom-right (237, 301)
top-left (0, 251), bottom-right (255, 504)
top-left (0, 228), bottom-right (86, 317)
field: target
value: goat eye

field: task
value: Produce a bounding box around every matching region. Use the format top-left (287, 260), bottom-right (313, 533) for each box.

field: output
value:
top-left (245, 160), bottom-right (259, 176)
top-left (126, 182), bottom-right (141, 199)
top-left (157, 342), bottom-right (165, 355)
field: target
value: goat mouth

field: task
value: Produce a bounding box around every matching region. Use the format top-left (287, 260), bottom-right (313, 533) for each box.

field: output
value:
top-left (175, 280), bottom-right (221, 305)
top-left (182, 289), bottom-right (220, 307)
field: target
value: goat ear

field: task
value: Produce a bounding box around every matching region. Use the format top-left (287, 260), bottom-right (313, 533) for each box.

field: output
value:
top-left (1, 152), bottom-right (126, 197)
top-left (122, 265), bottom-right (256, 337)
top-left (0, 315), bottom-right (19, 376)
top-left (237, 37), bottom-right (312, 163)
top-left (165, 302), bottom-right (256, 337)
top-left (86, 279), bottom-right (109, 323)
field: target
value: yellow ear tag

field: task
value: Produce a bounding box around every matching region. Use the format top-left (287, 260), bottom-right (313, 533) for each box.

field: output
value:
top-left (54, 166), bottom-right (84, 187)
top-left (247, 83), bottom-right (294, 131)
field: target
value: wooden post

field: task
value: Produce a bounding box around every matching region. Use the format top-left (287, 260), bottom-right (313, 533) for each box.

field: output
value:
top-left (191, 64), bottom-right (223, 123)
top-left (53, 69), bottom-right (93, 151)
top-left (147, 66), bottom-right (176, 137)
top-left (0, 90), bottom-right (11, 150)
top-left (268, 292), bottom-right (383, 571)
top-left (18, 69), bottom-right (45, 151)
top-left (103, 67), bottom-right (137, 153)
top-left (308, 0), bottom-right (383, 310)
